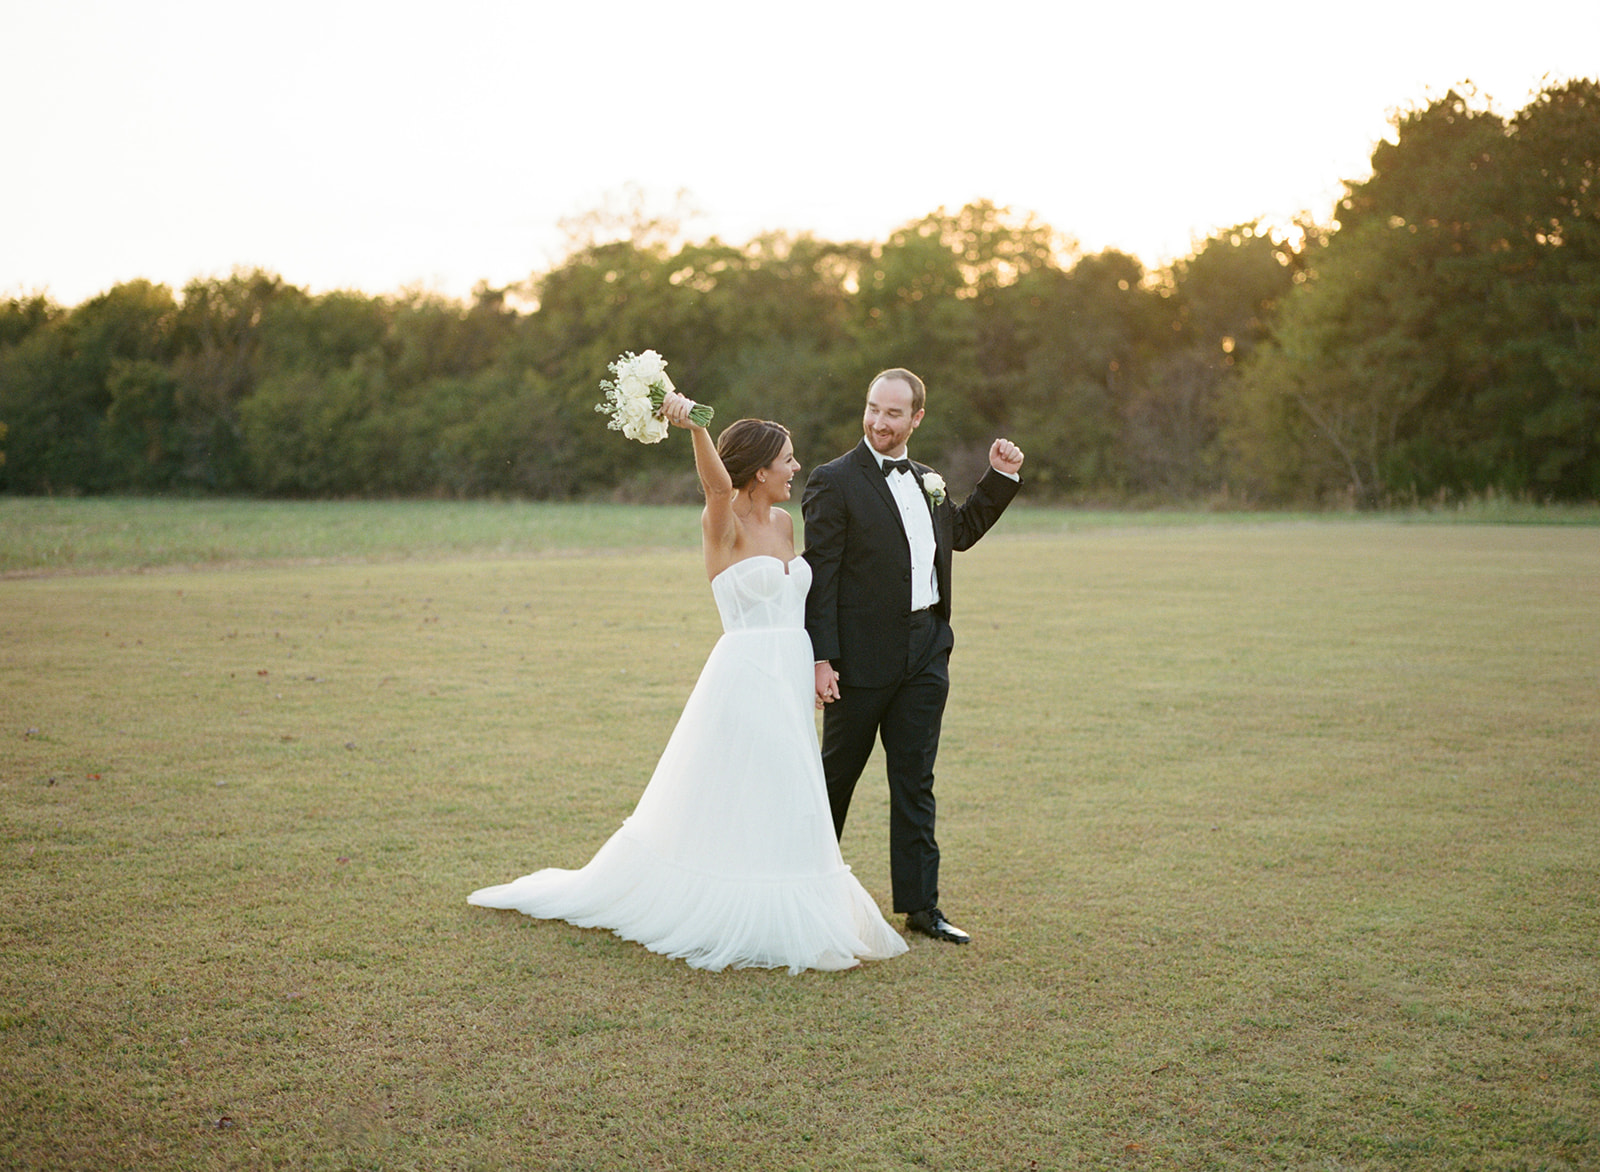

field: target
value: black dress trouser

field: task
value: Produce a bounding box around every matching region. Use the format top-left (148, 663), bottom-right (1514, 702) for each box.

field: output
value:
top-left (820, 610), bottom-right (954, 914)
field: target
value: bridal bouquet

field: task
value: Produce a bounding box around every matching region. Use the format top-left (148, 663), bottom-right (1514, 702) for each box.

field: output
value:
top-left (595, 350), bottom-right (712, 444)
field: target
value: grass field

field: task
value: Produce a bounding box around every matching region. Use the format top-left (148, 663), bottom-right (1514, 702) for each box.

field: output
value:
top-left (5, 495), bottom-right (1596, 577)
top-left (2, 500), bottom-right (1597, 1170)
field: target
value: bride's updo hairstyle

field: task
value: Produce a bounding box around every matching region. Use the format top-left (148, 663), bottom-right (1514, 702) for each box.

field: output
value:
top-left (715, 419), bottom-right (791, 491)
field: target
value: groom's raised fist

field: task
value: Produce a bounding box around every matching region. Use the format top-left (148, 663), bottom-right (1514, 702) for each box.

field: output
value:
top-left (989, 438), bottom-right (1024, 475)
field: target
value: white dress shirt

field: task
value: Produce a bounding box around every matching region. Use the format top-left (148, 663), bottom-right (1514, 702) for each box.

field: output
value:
top-left (872, 449), bottom-right (940, 612)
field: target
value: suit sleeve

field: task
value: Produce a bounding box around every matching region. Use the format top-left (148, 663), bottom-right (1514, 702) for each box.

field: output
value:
top-left (801, 466), bottom-right (846, 662)
top-left (948, 467), bottom-right (1021, 552)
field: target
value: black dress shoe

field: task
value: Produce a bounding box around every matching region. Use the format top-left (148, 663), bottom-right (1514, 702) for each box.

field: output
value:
top-left (905, 908), bottom-right (971, 944)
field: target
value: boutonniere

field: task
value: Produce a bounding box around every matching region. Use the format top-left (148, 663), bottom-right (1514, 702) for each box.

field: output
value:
top-left (921, 472), bottom-right (946, 505)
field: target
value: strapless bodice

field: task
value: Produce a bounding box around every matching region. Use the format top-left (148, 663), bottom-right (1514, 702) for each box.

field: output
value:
top-left (710, 555), bottom-right (810, 633)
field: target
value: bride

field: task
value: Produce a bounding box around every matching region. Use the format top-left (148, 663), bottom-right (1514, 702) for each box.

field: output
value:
top-left (467, 390), bottom-right (908, 972)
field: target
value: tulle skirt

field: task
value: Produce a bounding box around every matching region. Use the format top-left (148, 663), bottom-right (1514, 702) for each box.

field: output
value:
top-left (468, 625), bottom-right (907, 973)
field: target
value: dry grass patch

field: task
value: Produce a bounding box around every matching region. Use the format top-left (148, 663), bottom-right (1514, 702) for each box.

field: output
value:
top-left (2, 516), bottom-right (1597, 1170)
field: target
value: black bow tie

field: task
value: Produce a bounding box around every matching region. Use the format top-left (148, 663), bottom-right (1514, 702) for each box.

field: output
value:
top-left (881, 458), bottom-right (913, 477)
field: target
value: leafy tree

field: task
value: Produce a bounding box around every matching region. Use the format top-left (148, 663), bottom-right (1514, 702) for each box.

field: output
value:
top-left (1497, 78), bottom-right (1600, 497)
top-left (431, 367), bottom-right (582, 498)
top-left (385, 285), bottom-right (519, 387)
top-left (0, 294), bottom-right (59, 349)
top-left (234, 288), bottom-right (389, 494)
top-left (1001, 250), bottom-right (1163, 495)
top-left (170, 270), bottom-right (297, 490)
top-left (0, 294), bottom-right (58, 477)
top-left (103, 359), bottom-right (186, 490)
top-left (12, 112), bottom-right (1592, 506)
top-left (1132, 223), bottom-right (1298, 496)
top-left (1232, 221), bottom-right (1455, 504)
top-left (1232, 90), bottom-right (1531, 502)
top-left (1229, 80), bottom-right (1600, 503)
top-left (239, 366), bottom-right (372, 495)
top-left (0, 280), bottom-right (177, 492)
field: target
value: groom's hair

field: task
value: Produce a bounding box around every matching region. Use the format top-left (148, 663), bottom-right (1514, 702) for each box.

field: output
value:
top-left (716, 419), bottom-right (791, 490)
top-left (868, 367), bottom-right (926, 413)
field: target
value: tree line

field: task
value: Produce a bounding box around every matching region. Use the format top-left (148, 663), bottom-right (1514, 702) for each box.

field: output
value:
top-left (3, 79), bottom-right (1595, 505)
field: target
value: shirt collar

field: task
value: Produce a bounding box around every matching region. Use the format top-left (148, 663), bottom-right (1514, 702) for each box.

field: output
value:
top-left (866, 444), bottom-right (911, 469)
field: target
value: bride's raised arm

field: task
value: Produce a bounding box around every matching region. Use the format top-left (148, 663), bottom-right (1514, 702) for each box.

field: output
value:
top-left (659, 389), bottom-right (736, 564)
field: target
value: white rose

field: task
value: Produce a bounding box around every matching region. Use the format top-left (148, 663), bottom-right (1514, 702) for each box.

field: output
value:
top-left (617, 392), bottom-right (653, 436)
top-left (922, 472), bottom-right (947, 504)
top-left (630, 350), bottom-right (667, 382)
top-left (618, 393), bottom-right (670, 443)
top-left (617, 370), bottom-right (652, 402)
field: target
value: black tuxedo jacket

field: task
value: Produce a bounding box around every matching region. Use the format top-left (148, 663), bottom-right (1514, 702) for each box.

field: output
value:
top-left (802, 439), bottom-right (1020, 688)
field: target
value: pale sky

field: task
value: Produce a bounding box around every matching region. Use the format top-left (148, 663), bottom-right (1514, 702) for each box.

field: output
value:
top-left (6, 0), bottom-right (1596, 306)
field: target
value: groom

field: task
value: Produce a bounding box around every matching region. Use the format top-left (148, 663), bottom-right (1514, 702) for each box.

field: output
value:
top-left (803, 368), bottom-right (1023, 944)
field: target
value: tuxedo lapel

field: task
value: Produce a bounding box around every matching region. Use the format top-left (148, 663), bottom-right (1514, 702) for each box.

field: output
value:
top-left (852, 441), bottom-right (910, 555)
top-left (910, 464), bottom-right (940, 534)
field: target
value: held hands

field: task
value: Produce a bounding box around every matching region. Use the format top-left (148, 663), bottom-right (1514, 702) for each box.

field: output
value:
top-left (659, 389), bottom-right (703, 429)
top-left (814, 661), bottom-right (841, 708)
top-left (989, 438), bottom-right (1025, 476)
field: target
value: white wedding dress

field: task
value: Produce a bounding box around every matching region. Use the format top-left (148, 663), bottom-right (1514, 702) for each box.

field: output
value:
top-left (468, 554), bottom-right (908, 973)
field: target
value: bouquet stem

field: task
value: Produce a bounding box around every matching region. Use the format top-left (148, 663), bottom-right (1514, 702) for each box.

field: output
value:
top-left (652, 387), bottom-right (714, 428)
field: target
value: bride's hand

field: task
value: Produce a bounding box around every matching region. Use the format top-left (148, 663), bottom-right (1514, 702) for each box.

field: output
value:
top-left (659, 389), bottom-right (701, 429)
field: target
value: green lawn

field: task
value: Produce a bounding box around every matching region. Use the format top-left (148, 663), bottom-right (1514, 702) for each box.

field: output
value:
top-left (2, 503), bottom-right (1597, 1169)
top-left (5, 495), bottom-right (1595, 576)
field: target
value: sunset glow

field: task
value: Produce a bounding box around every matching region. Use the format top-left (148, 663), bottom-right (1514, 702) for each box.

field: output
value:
top-left (5, 0), bottom-right (1596, 305)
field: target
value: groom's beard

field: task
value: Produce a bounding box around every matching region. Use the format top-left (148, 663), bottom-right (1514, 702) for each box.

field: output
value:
top-left (865, 422), bottom-right (913, 457)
